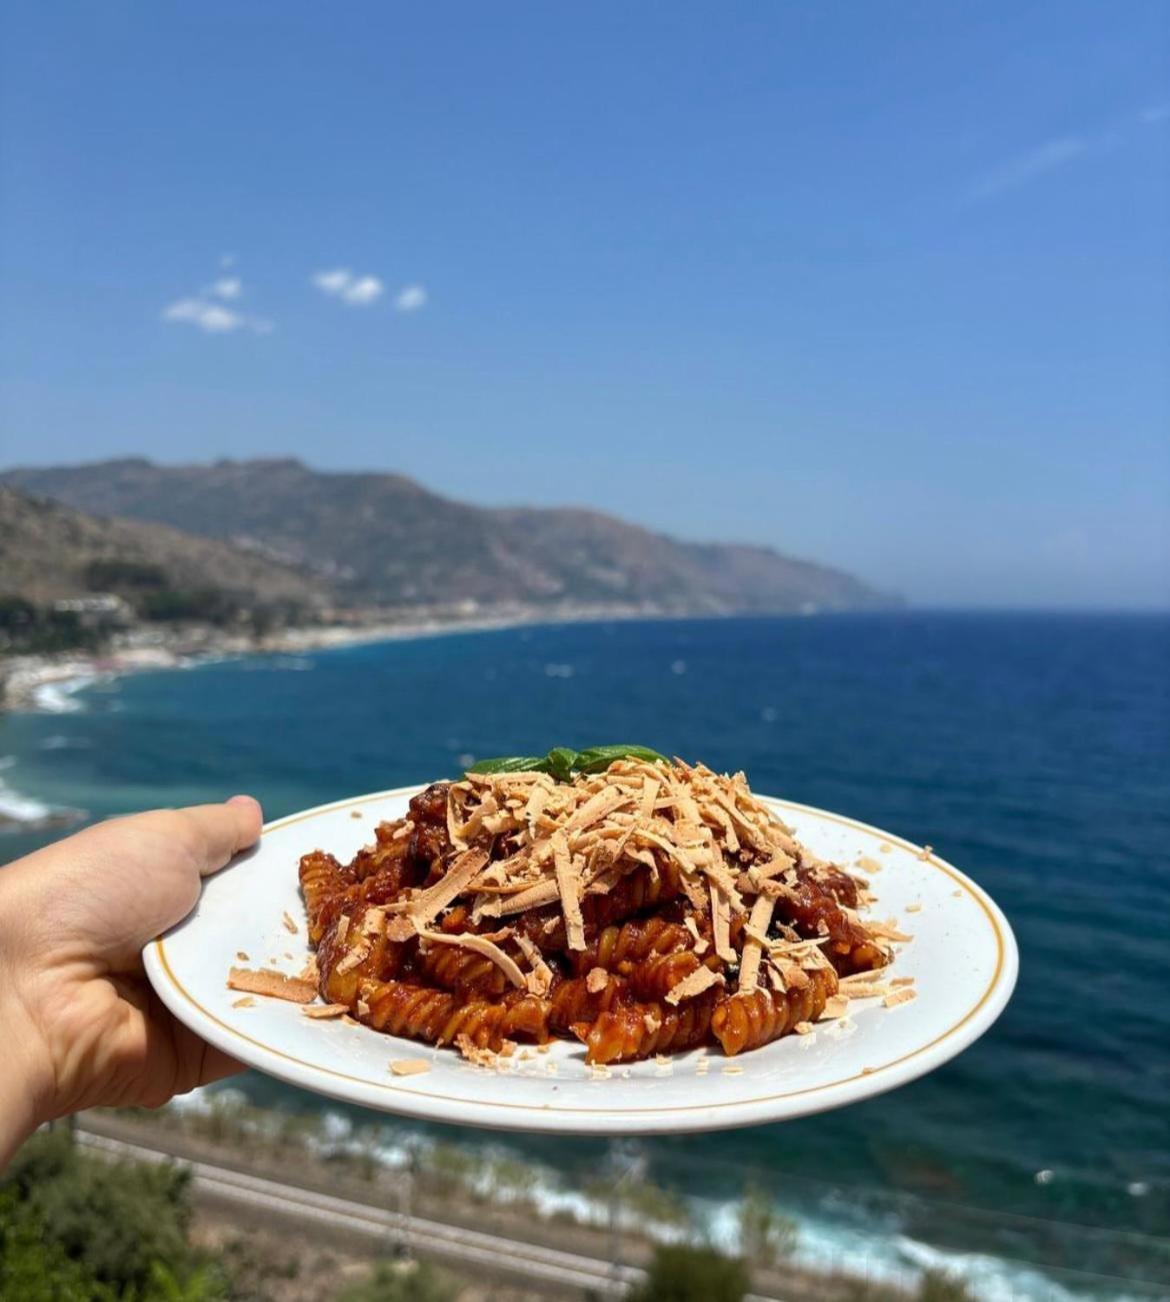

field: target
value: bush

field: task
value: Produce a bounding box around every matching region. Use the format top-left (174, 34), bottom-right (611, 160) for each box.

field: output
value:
top-left (917, 1268), bottom-right (974, 1301)
top-left (138, 587), bottom-right (242, 625)
top-left (84, 559), bottom-right (168, 590)
top-left (337, 1258), bottom-right (458, 1302)
top-left (0, 1130), bottom-right (227, 1301)
top-left (627, 1243), bottom-right (750, 1302)
top-left (737, 1182), bottom-right (798, 1265)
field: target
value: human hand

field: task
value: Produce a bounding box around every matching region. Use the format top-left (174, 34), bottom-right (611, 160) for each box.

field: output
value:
top-left (0, 797), bottom-right (262, 1166)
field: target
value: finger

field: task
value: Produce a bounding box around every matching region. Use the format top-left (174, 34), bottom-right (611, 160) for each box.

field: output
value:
top-left (177, 797), bottom-right (264, 877)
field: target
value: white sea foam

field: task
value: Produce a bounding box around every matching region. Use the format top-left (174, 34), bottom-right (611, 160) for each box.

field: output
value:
top-left (163, 1087), bottom-right (1133, 1301)
top-left (0, 758), bottom-right (79, 828)
top-left (30, 674), bottom-right (102, 713)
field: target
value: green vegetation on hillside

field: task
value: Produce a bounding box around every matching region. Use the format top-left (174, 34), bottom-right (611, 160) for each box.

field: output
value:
top-left (0, 596), bottom-right (102, 655)
top-left (0, 1130), bottom-right (225, 1300)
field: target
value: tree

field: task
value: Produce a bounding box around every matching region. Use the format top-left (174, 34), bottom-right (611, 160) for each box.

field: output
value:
top-left (627, 1243), bottom-right (750, 1302)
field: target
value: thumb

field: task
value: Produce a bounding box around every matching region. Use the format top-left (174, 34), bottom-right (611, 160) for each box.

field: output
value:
top-left (175, 796), bottom-right (265, 877)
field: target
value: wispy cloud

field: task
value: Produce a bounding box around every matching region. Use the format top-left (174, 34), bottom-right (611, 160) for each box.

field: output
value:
top-left (966, 104), bottom-right (1165, 203)
top-left (394, 284), bottom-right (428, 313)
top-left (967, 134), bottom-right (1090, 201)
top-left (206, 276), bottom-right (242, 300)
top-left (312, 268), bottom-right (385, 306)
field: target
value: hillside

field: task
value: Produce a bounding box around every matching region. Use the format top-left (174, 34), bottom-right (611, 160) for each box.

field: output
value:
top-left (2, 459), bottom-right (893, 614)
top-left (0, 486), bottom-right (328, 613)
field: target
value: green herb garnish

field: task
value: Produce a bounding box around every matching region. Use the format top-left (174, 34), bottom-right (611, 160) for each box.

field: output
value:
top-left (468, 744), bottom-right (667, 780)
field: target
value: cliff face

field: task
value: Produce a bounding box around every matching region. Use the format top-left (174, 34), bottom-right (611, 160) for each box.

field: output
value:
top-left (3, 459), bottom-right (895, 614)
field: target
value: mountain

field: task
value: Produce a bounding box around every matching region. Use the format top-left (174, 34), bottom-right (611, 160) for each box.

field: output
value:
top-left (1, 459), bottom-right (895, 614)
top-left (0, 485), bottom-right (328, 612)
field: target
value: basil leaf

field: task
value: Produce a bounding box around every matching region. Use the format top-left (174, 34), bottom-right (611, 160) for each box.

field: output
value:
top-left (467, 744), bottom-right (667, 779)
top-left (544, 746), bottom-right (578, 782)
top-left (467, 755), bottom-right (549, 774)
top-left (574, 744), bottom-right (668, 774)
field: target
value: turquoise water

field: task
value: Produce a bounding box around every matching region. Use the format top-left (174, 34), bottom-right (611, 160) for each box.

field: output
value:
top-left (3, 613), bottom-right (1168, 1293)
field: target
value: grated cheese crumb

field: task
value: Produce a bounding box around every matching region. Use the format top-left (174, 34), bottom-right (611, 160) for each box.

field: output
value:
top-left (389, 1059), bottom-right (431, 1076)
top-left (227, 966), bottom-right (316, 1004)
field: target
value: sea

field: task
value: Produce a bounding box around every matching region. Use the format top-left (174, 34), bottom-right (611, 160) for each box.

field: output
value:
top-left (2, 613), bottom-right (1168, 1299)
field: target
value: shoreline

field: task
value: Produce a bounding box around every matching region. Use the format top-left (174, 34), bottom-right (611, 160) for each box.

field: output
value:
top-left (76, 1090), bottom-right (1130, 1302)
top-left (0, 602), bottom-right (703, 831)
top-left (0, 602), bottom-right (659, 716)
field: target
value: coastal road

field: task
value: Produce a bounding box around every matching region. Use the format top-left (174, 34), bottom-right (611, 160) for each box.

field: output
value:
top-left (76, 1129), bottom-right (787, 1301)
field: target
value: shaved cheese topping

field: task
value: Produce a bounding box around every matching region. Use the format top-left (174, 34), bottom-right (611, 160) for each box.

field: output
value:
top-left (417, 928), bottom-right (526, 988)
top-left (552, 830), bottom-right (586, 951)
top-left (227, 967), bottom-right (317, 1004)
top-left (738, 894), bottom-right (776, 993)
top-left (710, 879), bottom-right (735, 963)
top-left (410, 849), bottom-right (490, 928)
top-left (665, 964), bottom-right (724, 1005)
top-left (514, 931), bottom-right (555, 997)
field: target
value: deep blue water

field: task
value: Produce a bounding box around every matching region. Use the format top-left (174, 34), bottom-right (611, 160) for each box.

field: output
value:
top-left (3, 613), bottom-right (1168, 1288)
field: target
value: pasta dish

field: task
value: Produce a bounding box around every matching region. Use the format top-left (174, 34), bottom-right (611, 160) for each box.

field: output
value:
top-left (284, 749), bottom-right (909, 1066)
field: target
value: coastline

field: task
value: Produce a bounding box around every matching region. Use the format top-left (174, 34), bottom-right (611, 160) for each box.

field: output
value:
top-left (0, 596), bottom-right (852, 717)
top-left (0, 601), bottom-right (701, 831)
top-left (0, 602), bottom-right (660, 716)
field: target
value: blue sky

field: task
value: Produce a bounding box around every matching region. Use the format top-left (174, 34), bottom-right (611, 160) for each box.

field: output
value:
top-left (1, 4), bottom-right (1166, 608)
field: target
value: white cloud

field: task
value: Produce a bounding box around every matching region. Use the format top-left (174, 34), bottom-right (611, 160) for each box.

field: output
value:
top-left (343, 275), bottom-right (384, 305)
top-left (394, 284), bottom-right (428, 313)
top-left (312, 268), bottom-right (354, 295)
top-left (161, 297), bottom-right (270, 334)
top-left (967, 135), bottom-right (1088, 201)
top-left (312, 267), bottom-right (386, 306)
top-left (162, 259), bottom-right (271, 335)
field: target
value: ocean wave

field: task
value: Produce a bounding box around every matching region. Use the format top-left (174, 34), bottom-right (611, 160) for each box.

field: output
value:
top-left (0, 757), bottom-right (84, 831)
top-left (166, 1088), bottom-right (1128, 1300)
top-left (39, 734), bottom-right (93, 751)
top-left (30, 674), bottom-right (103, 714)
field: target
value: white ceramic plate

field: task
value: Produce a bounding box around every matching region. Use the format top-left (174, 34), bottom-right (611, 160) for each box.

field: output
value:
top-left (144, 786), bottom-right (1017, 1135)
